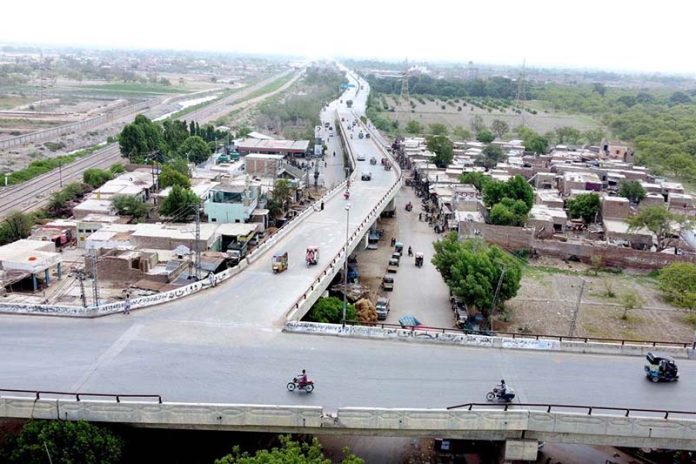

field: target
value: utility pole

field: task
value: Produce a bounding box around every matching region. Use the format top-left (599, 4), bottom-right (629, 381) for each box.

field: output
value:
top-left (569, 278), bottom-right (586, 337)
top-left (76, 270), bottom-right (87, 308)
top-left (91, 251), bottom-right (100, 307)
top-left (489, 268), bottom-right (506, 329)
top-left (194, 201), bottom-right (201, 280)
top-left (58, 159), bottom-right (63, 187)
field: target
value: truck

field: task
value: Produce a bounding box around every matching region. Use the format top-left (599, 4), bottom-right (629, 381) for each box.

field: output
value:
top-left (226, 240), bottom-right (249, 266)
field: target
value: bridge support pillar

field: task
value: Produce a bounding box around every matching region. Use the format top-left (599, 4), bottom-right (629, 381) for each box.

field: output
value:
top-left (503, 439), bottom-right (538, 462)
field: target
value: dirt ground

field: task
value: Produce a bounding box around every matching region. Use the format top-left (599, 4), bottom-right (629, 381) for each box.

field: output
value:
top-left (498, 256), bottom-right (695, 342)
top-left (380, 95), bottom-right (600, 135)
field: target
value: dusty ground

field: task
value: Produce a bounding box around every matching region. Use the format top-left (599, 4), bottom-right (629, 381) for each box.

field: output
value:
top-left (380, 95), bottom-right (600, 135)
top-left (497, 256), bottom-right (694, 342)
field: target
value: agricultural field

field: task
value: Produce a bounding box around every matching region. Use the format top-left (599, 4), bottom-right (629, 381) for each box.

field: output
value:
top-left (377, 93), bottom-right (601, 136)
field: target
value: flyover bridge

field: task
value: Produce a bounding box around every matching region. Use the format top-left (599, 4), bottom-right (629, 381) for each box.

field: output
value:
top-left (0, 70), bottom-right (695, 462)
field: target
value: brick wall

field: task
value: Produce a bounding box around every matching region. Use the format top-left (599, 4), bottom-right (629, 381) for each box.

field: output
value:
top-left (459, 222), bottom-right (696, 270)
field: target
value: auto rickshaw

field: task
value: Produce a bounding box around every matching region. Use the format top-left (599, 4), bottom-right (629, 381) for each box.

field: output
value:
top-left (415, 252), bottom-right (424, 268)
top-left (370, 157), bottom-right (377, 165)
top-left (394, 241), bottom-right (404, 253)
top-left (645, 352), bottom-right (679, 382)
top-left (305, 246), bottom-right (319, 266)
top-left (272, 252), bottom-right (288, 273)
top-left (381, 275), bottom-right (394, 291)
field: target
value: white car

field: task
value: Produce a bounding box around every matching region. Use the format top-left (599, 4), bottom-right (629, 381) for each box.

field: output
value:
top-left (356, 154), bottom-right (366, 161)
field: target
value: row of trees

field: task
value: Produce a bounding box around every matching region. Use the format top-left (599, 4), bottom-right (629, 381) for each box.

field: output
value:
top-left (368, 74), bottom-right (518, 100)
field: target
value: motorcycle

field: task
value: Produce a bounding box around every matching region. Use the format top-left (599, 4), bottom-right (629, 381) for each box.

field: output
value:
top-left (486, 387), bottom-right (515, 402)
top-left (287, 377), bottom-right (314, 393)
top-left (344, 190), bottom-right (350, 200)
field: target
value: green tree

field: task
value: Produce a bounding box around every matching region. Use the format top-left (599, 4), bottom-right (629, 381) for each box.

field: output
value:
top-left (160, 186), bottom-right (199, 220)
top-left (168, 157), bottom-right (191, 176)
top-left (178, 135), bottom-right (211, 164)
top-left (459, 171), bottom-right (492, 191)
top-left (524, 135), bottom-right (549, 154)
top-left (215, 435), bottom-right (363, 464)
top-left (657, 262), bottom-right (696, 310)
top-left (4, 419), bottom-right (123, 464)
top-left (627, 206), bottom-right (689, 251)
top-left (118, 114), bottom-right (163, 162)
top-left (0, 211), bottom-right (34, 245)
top-left (405, 120), bottom-right (423, 134)
top-left (566, 193), bottom-right (600, 223)
top-left (83, 168), bottom-right (113, 188)
top-left (475, 144), bottom-right (505, 169)
top-left (271, 179), bottom-right (294, 215)
top-left (618, 180), bottom-right (646, 203)
top-left (111, 195), bottom-right (149, 220)
top-left (489, 198), bottom-right (528, 226)
top-left (452, 125), bottom-right (472, 140)
top-left (669, 91), bottom-right (692, 105)
top-left (432, 235), bottom-right (522, 319)
top-left (162, 119), bottom-right (191, 154)
top-left (109, 164), bottom-right (125, 175)
top-left (555, 126), bottom-right (581, 144)
top-left (470, 114), bottom-right (485, 132)
top-left (476, 129), bottom-right (495, 143)
top-left (582, 128), bottom-right (606, 145)
top-left (592, 82), bottom-right (607, 96)
top-left (159, 163), bottom-right (191, 189)
top-left (307, 296), bottom-right (357, 323)
top-left (491, 119), bottom-right (509, 138)
top-left (429, 122), bottom-right (449, 136)
top-left (482, 175), bottom-right (533, 211)
top-left (426, 135), bottom-right (454, 168)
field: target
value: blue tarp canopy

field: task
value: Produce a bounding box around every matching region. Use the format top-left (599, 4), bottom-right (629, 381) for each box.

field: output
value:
top-left (399, 315), bottom-right (421, 327)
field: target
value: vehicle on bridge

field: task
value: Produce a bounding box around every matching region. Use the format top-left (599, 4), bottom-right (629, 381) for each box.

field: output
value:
top-left (645, 352), bottom-right (679, 382)
top-left (305, 246), bottom-right (319, 266)
top-left (370, 156), bottom-right (377, 165)
top-left (487, 386), bottom-right (515, 402)
top-left (415, 252), bottom-right (424, 267)
top-left (356, 154), bottom-right (366, 161)
top-left (361, 171), bottom-right (372, 181)
top-left (287, 377), bottom-right (314, 393)
top-left (272, 252), bottom-right (288, 273)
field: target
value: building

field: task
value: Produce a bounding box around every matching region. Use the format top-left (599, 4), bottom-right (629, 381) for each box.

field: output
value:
top-left (234, 138), bottom-right (309, 157)
top-left (89, 169), bottom-right (157, 201)
top-left (601, 196), bottom-right (630, 220)
top-left (204, 181), bottom-right (260, 224)
top-left (245, 154), bottom-right (284, 178)
top-left (0, 240), bottom-right (62, 292)
top-left (73, 199), bottom-right (116, 219)
top-left (535, 190), bottom-right (564, 209)
top-left (527, 205), bottom-right (567, 236)
top-left (603, 219), bottom-right (653, 249)
top-left (561, 172), bottom-right (602, 195)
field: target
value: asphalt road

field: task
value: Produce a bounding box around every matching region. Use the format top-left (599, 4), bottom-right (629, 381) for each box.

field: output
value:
top-left (0, 72), bottom-right (695, 414)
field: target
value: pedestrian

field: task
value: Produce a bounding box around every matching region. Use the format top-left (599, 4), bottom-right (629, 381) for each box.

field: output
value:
top-left (123, 298), bottom-right (131, 315)
top-left (320, 201), bottom-right (324, 211)
top-left (418, 212), bottom-right (422, 221)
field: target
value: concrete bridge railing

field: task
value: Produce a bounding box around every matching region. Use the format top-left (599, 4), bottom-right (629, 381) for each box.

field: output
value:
top-left (2, 395), bottom-right (695, 457)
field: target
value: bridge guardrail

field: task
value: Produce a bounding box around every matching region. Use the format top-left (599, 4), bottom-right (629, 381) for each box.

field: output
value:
top-left (0, 388), bottom-right (162, 404)
top-left (447, 402), bottom-right (696, 420)
top-left (338, 320), bottom-right (695, 349)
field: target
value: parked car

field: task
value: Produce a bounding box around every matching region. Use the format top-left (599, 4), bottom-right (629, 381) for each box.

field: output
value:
top-left (387, 258), bottom-right (399, 273)
top-left (375, 297), bottom-right (390, 320)
top-left (361, 171), bottom-right (372, 181)
top-left (381, 275), bottom-right (394, 291)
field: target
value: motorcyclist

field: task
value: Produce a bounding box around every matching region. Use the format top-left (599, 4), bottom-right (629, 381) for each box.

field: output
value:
top-left (297, 369), bottom-right (308, 388)
top-left (498, 379), bottom-right (507, 398)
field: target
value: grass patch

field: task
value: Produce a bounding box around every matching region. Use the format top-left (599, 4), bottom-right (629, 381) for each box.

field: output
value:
top-left (6, 142), bottom-right (111, 185)
top-left (523, 265), bottom-right (579, 277)
top-left (78, 82), bottom-right (183, 95)
top-left (168, 89), bottom-right (237, 120)
top-left (238, 73), bottom-right (295, 103)
top-left (684, 312), bottom-right (696, 328)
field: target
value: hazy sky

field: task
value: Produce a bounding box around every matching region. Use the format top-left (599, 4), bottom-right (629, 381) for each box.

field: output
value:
top-left (3, 0), bottom-right (694, 74)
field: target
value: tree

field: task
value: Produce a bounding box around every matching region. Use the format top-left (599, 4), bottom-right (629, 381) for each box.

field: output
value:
top-left (429, 122), bottom-right (449, 136)
top-left (118, 114), bottom-right (163, 162)
top-left (657, 262), bottom-right (696, 310)
top-left (162, 119), bottom-right (191, 154)
top-left (491, 119), bottom-right (509, 138)
top-left (0, 211), bottom-right (34, 245)
top-left (555, 126), bottom-right (581, 144)
top-left (111, 195), bottom-right (149, 220)
top-left (432, 235), bottom-right (522, 319)
top-left (470, 114), bottom-right (485, 132)
top-left (489, 198), bottom-right (528, 226)
top-left (524, 135), bottom-right (549, 154)
top-left (476, 129), bottom-right (495, 143)
top-left (482, 176), bottom-right (533, 211)
top-left (405, 120), bottom-right (423, 134)
top-left (669, 91), bottom-right (692, 105)
top-left (178, 135), bottom-right (211, 164)
top-left (459, 171), bottom-right (492, 191)
top-left (168, 157), bottom-right (191, 176)
top-left (160, 186), bottom-right (199, 220)
top-left (3, 419), bottom-right (123, 464)
top-left (159, 163), bottom-right (191, 189)
top-left (83, 168), bottom-right (113, 188)
top-left (307, 296), bottom-right (356, 324)
top-left (592, 82), bottom-right (607, 97)
top-left (582, 128), bottom-right (606, 145)
top-left (627, 206), bottom-right (689, 251)
top-left (452, 125), bottom-right (472, 140)
top-left (215, 435), bottom-right (363, 464)
top-left (109, 164), bottom-right (125, 175)
top-left (426, 135), bottom-right (453, 168)
top-left (271, 179), bottom-right (293, 213)
top-left (566, 193), bottom-right (600, 223)
top-left (475, 144), bottom-right (505, 169)
top-left (620, 291), bottom-right (644, 319)
top-left (618, 180), bottom-right (646, 204)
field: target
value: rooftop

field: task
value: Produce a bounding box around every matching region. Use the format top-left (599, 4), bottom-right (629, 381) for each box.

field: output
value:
top-left (235, 138), bottom-right (309, 153)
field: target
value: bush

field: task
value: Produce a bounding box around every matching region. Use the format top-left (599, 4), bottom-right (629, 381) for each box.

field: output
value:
top-left (112, 195), bottom-right (149, 219)
top-left (306, 296), bottom-right (356, 323)
top-left (83, 168), bottom-right (113, 188)
top-left (657, 262), bottom-right (696, 309)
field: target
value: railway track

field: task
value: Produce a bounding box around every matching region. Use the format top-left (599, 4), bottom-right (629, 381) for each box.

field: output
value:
top-left (0, 69), bottom-right (303, 219)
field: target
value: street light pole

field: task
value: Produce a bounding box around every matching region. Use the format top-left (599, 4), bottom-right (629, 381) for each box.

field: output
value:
top-left (342, 202), bottom-right (351, 326)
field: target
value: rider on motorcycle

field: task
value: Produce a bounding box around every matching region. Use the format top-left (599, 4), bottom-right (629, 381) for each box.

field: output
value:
top-left (297, 369), bottom-right (308, 388)
top-left (498, 379), bottom-right (507, 397)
